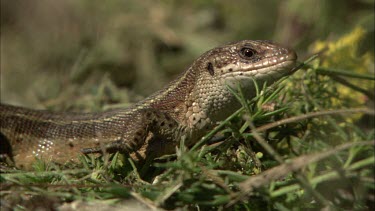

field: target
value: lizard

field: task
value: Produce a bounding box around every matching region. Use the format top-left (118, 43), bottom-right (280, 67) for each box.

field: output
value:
top-left (0, 40), bottom-right (297, 169)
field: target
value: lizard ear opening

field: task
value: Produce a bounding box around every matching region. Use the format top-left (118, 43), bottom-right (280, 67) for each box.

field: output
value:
top-left (207, 62), bottom-right (215, 76)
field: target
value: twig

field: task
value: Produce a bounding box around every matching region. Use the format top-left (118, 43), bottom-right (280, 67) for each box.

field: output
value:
top-left (227, 140), bottom-right (375, 206)
top-left (255, 108), bottom-right (374, 132)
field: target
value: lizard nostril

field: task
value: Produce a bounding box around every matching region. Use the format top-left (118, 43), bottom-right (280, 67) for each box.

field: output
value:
top-left (289, 50), bottom-right (298, 60)
top-left (282, 47), bottom-right (297, 61)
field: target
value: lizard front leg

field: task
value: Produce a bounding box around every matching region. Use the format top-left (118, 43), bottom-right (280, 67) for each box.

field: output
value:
top-left (82, 108), bottom-right (180, 162)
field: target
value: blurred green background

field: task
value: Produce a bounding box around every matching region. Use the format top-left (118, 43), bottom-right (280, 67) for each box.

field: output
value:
top-left (1, 0), bottom-right (373, 111)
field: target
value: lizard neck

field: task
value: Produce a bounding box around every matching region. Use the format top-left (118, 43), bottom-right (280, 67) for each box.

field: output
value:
top-left (139, 64), bottom-right (200, 121)
top-left (142, 66), bottom-right (241, 131)
top-left (136, 60), bottom-right (220, 131)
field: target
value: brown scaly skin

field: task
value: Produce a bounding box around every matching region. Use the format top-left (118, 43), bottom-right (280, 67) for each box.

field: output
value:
top-left (0, 40), bottom-right (297, 168)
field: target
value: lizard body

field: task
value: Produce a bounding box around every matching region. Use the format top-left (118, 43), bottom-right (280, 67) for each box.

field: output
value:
top-left (0, 40), bottom-right (297, 168)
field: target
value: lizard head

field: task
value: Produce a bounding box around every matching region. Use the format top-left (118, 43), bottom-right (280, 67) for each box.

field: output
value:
top-left (201, 40), bottom-right (297, 90)
top-left (182, 40), bottom-right (298, 124)
top-left (149, 40), bottom-right (298, 127)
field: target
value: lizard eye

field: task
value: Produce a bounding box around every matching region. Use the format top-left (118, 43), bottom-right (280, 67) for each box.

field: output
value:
top-left (239, 47), bottom-right (256, 59)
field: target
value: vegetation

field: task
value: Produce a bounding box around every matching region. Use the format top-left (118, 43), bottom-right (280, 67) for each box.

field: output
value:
top-left (1, 1), bottom-right (374, 210)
